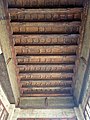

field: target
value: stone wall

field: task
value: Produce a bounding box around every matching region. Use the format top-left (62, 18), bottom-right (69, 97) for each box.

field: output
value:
top-left (74, 0), bottom-right (90, 105)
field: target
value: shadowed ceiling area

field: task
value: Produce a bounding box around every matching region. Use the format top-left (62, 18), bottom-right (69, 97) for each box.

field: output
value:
top-left (2, 0), bottom-right (87, 108)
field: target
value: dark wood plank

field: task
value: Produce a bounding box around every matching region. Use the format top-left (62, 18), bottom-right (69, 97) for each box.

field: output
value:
top-left (19, 73), bottom-right (73, 80)
top-left (9, 8), bottom-right (82, 22)
top-left (21, 80), bottom-right (72, 87)
top-left (15, 45), bottom-right (77, 55)
top-left (8, 0), bottom-right (83, 8)
top-left (11, 22), bottom-right (80, 34)
top-left (18, 64), bottom-right (74, 73)
top-left (13, 34), bottom-right (79, 46)
top-left (16, 55), bottom-right (76, 64)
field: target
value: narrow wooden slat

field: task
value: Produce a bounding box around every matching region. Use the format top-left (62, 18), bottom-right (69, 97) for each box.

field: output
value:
top-left (18, 64), bottom-right (74, 73)
top-left (20, 87), bottom-right (72, 97)
top-left (15, 45), bottom-right (77, 55)
top-left (21, 87), bottom-right (72, 90)
top-left (11, 22), bottom-right (80, 34)
top-left (20, 79), bottom-right (72, 82)
top-left (19, 73), bottom-right (73, 80)
top-left (8, 0), bottom-right (83, 8)
top-left (21, 87), bottom-right (72, 96)
top-left (20, 87), bottom-right (72, 96)
top-left (17, 55), bottom-right (76, 64)
top-left (21, 94), bottom-right (72, 97)
top-left (13, 34), bottom-right (79, 45)
top-left (9, 8), bottom-right (82, 22)
top-left (21, 80), bottom-right (72, 87)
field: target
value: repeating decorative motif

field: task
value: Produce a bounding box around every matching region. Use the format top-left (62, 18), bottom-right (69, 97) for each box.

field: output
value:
top-left (17, 56), bottom-right (76, 64)
top-left (13, 35), bottom-right (79, 45)
top-left (11, 22), bottom-right (80, 34)
top-left (15, 46), bottom-right (77, 55)
top-left (8, 0), bottom-right (84, 97)
top-left (20, 73), bottom-right (73, 80)
top-left (18, 65), bottom-right (74, 72)
top-left (9, 8), bottom-right (82, 22)
top-left (8, 0), bottom-right (83, 8)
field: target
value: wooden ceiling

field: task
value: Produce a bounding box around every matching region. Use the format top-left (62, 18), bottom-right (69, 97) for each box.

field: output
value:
top-left (7, 0), bottom-right (86, 99)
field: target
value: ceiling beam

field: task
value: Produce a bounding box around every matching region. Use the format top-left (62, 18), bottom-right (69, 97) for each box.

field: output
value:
top-left (19, 97), bottom-right (75, 109)
top-left (13, 34), bottom-right (79, 46)
top-left (8, 0), bottom-right (83, 8)
top-left (9, 8), bottom-right (82, 22)
top-left (11, 22), bottom-right (80, 34)
top-left (17, 55), bottom-right (76, 64)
